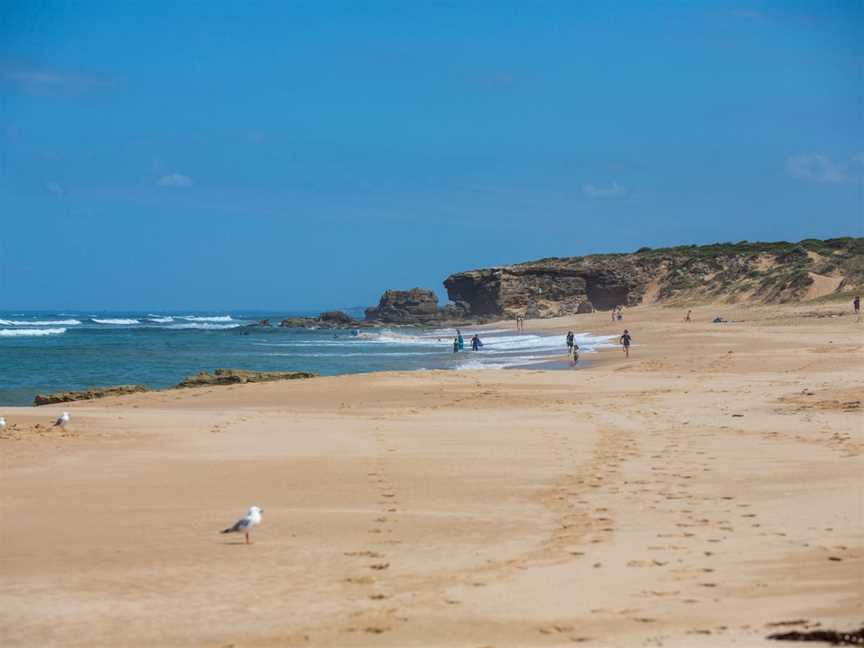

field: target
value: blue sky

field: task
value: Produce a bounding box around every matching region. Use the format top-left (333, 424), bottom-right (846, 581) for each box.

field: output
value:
top-left (1, 1), bottom-right (862, 310)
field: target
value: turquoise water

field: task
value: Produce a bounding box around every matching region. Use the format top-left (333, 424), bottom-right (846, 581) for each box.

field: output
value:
top-left (0, 311), bottom-right (616, 406)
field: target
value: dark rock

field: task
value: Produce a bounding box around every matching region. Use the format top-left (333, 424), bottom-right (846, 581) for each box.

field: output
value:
top-left (279, 317), bottom-right (319, 328)
top-left (175, 368), bottom-right (317, 388)
top-left (767, 626), bottom-right (864, 645)
top-left (365, 288), bottom-right (440, 324)
top-left (319, 310), bottom-right (354, 325)
top-left (34, 385), bottom-right (150, 406)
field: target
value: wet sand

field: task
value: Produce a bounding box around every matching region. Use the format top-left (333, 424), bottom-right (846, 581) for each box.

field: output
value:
top-left (1, 302), bottom-right (861, 646)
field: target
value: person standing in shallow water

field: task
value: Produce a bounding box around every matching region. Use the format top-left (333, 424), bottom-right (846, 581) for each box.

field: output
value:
top-left (566, 331), bottom-right (574, 355)
top-left (457, 330), bottom-right (464, 351)
top-left (453, 337), bottom-right (459, 353)
top-left (619, 329), bottom-right (632, 358)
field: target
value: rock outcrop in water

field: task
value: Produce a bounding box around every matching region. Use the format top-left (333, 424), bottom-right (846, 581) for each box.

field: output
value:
top-left (443, 238), bottom-right (864, 318)
top-left (34, 384), bottom-right (151, 406)
top-left (364, 288), bottom-right (440, 324)
top-left (278, 310), bottom-right (366, 329)
top-left (175, 368), bottom-right (317, 388)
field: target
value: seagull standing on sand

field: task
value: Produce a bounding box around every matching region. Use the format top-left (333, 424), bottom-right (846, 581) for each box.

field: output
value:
top-left (54, 411), bottom-right (70, 427)
top-left (221, 506), bottom-right (263, 544)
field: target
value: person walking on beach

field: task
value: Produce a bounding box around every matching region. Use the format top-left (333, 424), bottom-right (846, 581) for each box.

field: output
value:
top-left (854, 295), bottom-right (860, 315)
top-left (684, 310), bottom-right (692, 323)
top-left (619, 329), bottom-right (632, 358)
top-left (566, 331), bottom-right (574, 355)
top-left (611, 307), bottom-right (617, 322)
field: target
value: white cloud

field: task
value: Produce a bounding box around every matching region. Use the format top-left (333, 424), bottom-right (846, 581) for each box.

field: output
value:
top-left (786, 153), bottom-right (863, 184)
top-left (158, 173), bottom-right (193, 187)
top-left (46, 181), bottom-right (65, 196)
top-left (583, 182), bottom-right (629, 199)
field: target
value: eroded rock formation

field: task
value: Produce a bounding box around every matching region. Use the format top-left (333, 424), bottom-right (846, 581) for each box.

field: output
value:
top-left (365, 288), bottom-right (440, 324)
top-left (175, 368), bottom-right (317, 388)
top-left (443, 238), bottom-right (864, 318)
top-left (34, 385), bottom-right (150, 406)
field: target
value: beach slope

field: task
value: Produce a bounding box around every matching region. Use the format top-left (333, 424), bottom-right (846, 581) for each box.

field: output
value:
top-left (1, 303), bottom-right (861, 646)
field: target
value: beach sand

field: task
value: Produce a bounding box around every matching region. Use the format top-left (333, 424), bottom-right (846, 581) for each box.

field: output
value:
top-left (1, 302), bottom-right (861, 646)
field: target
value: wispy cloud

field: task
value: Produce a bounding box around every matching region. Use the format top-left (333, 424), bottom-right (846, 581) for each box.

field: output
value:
top-left (786, 153), bottom-right (863, 184)
top-left (1, 62), bottom-right (116, 95)
top-left (583, 182), bottom-right (629, 199)
top-left (158, 173), bottom-right (193, 188)
top-left (46, 181), bottom-right (65, 196)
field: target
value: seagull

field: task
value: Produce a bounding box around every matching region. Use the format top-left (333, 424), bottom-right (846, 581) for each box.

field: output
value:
top-left (0, 417), bottom-right (6, 429)
top-left (221, 506), bottom-right (263, 544)
top-left (54, 411), bottom-right (70, 427)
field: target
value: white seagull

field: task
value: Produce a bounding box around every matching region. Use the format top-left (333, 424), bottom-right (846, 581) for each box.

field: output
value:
top-left (54, 411), bottom-right (70, 427)
top-left (221, 506), bottom-right (263, 545)
top-left (0, 417), bottom-right (6, 429)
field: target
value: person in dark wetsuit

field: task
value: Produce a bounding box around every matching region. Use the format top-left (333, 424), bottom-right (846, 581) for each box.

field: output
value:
top-left (566, 331), bottom-right (574, 355)
top-left (471, 334), bottom-right (481, 351)
top-left (619, 329), bottom-right (632, 358)
top-left (453, 337), bottom-right (459, 353)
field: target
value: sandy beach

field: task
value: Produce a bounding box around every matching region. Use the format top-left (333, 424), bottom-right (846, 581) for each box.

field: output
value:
top-left (1, 302), bottom-right (861, 647)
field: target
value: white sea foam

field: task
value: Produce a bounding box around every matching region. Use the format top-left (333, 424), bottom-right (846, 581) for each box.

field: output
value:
top-left (0, 319), bottom-right (81, 326)
top-left (0, 327), bottom-right (67, 337)
top-left (91, 318), bottom-right (140, 325)
top-left (167, 322), bottom-right (241, 330)
top-left (146, 316), bottom-right (175, 323)
top-left (180, 315), bottom-right (235, 322)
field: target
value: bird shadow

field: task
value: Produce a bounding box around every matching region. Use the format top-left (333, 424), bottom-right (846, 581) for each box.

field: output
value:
top-left (222, 541), bottom-right (251, 546)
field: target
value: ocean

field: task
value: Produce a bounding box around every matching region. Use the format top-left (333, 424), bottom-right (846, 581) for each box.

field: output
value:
top-left (0, 311), bottom-right (617, 406)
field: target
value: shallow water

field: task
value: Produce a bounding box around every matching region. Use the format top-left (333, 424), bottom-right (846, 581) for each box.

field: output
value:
top-left (0, 311), bottom-right (616, 405)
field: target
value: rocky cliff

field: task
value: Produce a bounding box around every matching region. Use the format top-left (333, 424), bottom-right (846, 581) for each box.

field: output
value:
top-left (365, 288), bottom-right (441, 324)
top-left (444, 238), bottom-right (863, 318)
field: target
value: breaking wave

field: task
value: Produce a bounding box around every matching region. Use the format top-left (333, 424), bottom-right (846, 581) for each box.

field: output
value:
top-left (91, 318), bottom-right (140, 325)
top-left (0, 319), bottom-right (81, 326)
top-left (0, 327), bottom-right (67, 337)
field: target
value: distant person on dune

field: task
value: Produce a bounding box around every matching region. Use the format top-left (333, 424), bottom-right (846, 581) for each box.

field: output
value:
top-left (619, 329), bottom-right (632, 358)
top-left (854, 295), bottom-right (860, 315)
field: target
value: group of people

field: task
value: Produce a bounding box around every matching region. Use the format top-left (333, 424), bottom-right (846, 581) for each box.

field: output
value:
top-left (452, 330), bottom-right (483, 353)
top-left (611, 306), bottom-right (624, 321)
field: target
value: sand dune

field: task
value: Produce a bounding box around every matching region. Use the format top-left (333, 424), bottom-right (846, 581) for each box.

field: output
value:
top-left (1, 302), bottom-right (861, 646)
